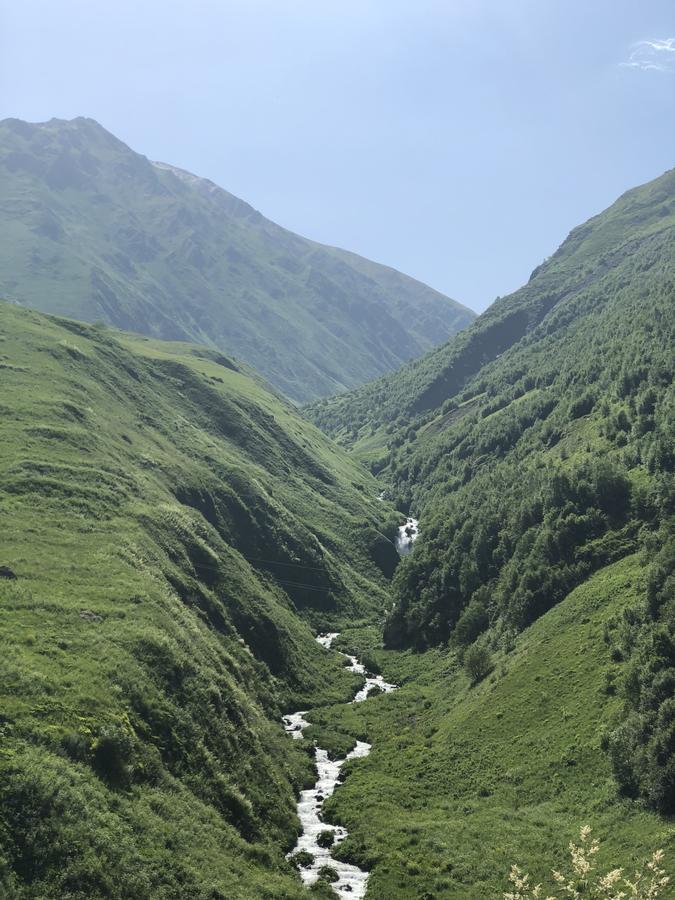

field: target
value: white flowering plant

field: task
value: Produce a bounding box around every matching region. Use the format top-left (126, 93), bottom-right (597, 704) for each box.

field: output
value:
top-left (504, 826), bottom-right (669, 900)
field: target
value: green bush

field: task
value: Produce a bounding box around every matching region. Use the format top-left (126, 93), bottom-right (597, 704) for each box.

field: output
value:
top-left (454, 596), bottom-right (490, 646)
top-left (317, 829), bottom-right (335, 848)
top-left (92, 726), bottom-right (134, 788)
top-left (317, 865), bottom-right (339, 883)
top-left (463, 643), bottom-right (493, 685)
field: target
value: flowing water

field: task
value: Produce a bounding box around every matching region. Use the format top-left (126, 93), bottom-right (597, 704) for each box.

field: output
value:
top-left (395, 516), bottom-right (419, 556)
top-left (283, 632), bottom-right (396, 898)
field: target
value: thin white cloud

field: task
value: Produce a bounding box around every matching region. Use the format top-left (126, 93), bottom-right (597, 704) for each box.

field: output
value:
top-left (621, 38), bottom-right (675, 73)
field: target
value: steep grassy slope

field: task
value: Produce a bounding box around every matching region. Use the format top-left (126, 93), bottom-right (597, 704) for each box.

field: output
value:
top-left (0, 302), bottom-right (399, 898)
top-left (0, 116), bottom-right (474, 403)
top-left (296, 557), bottom-right (674, 898)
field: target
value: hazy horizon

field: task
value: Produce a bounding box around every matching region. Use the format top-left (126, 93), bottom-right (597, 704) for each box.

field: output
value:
top-left (2, 0), bottom-right (674, 312)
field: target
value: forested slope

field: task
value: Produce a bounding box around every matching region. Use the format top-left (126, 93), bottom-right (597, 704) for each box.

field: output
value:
top-left (308, 167), bottom-right (675, 817)
top-left (308, 167), bottom-right (675, 437)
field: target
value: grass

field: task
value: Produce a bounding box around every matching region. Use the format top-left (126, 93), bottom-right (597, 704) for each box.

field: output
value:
top-left (0, 302), bottom-right (399, 898)
top-left (299, 557), bottom-right (675, 897)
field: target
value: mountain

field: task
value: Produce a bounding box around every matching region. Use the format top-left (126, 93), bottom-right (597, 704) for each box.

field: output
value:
top-left (0, 116), bottom-right (474, 403)
top-left (1, 161), bottom-right (674, 898)
top-left (0, 301), bottom-right (404, 898)
top-left (308, 168), bottom-right (675, 814)
top-left (308, 166), bottom-right (675, 443)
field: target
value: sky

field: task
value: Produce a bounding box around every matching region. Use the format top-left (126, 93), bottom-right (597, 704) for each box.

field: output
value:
top-left (1, 1), bottom-right (674, 312)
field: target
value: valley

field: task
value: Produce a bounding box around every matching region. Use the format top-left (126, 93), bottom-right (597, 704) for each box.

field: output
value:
top-left (0, 147), bottom-right (673, 898)
top-left (284, 632), bottom-right (396, 899)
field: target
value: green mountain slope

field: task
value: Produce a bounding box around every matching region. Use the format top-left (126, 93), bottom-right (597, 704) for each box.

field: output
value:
top-left (0, 301), bottom-right (400, 898)
top-left (307, 168), bottom-right (675, 819)
top-left (293, 556), bottom-right (674, 898)
top-left (0, 116), bottom-right (474, 403)
top-left (308, 166), bottom-right (675, 440)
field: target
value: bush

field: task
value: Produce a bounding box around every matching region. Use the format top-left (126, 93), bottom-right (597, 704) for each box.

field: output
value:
top-left (92, 725), bottom-right (133, 788)
top-left (291, 850), bottom-right (315, 869)
top-left (317, 830), bottom-right (335, 848)
top-left (317, 865), bottom-right (339, 883)
top-left (463, 643), bottom-right (493, 685)
top-left (361, 653), bottom-right (382, 676)
top-left (454, 597), bottom-right (489, 646)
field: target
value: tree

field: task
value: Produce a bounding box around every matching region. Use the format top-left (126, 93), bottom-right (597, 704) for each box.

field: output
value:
top-left (464, 642), bottom-right (493, 684)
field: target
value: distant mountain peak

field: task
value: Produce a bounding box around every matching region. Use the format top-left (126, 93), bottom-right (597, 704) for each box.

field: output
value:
top-left (0, 116), bottom-right (474, 402)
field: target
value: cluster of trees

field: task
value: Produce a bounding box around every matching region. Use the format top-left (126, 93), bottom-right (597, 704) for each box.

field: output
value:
top-left (385, 275), bottom-right (674, 649)
top-left (605, 522), bottom-right (675, 813)
top-left (309, 170), bottom-right (675, 813)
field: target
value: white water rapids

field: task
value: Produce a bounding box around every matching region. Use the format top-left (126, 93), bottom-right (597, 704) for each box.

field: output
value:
top-left (282, 633), bottom-right (396, 898)
top-left (395, 517), bottom-right (419, 556)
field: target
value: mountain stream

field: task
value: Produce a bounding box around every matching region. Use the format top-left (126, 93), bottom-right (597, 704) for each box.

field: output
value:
top-left (282, 633), bottom-right (396, 898)
top-left (395, 517), bottom-right (419, 556)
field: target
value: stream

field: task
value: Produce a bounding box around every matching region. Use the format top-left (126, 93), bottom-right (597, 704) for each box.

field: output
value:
top-left (395, 516), bottom-right (419, 556)
top-left (282, 633), bottom-right (397, 898)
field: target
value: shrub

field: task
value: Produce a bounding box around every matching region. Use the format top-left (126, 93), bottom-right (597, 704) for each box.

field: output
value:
top-left (291, 850), bottom-right (315, 869)
top-left (463, 643), bottom-right (493, 685)
top-left (317, 865), bottom-right (339, 883)
top-left (317, 830), bottom-right (335, 848)
top-left (361, 653), bottom-right (382, 676)
top-left (454, 597), bottom-right (489, 646)
top-left (92, 725), bottom-right (133, 788)
top-left (569, 390), bottom-right (596, 419)
top-left (61, 731), bottom-right (90, 762)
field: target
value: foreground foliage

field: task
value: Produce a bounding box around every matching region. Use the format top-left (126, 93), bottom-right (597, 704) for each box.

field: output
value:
top-left (504, 826), bottom-right (669, 899)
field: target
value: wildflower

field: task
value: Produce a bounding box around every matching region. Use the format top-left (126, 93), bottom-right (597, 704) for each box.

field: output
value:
top-left (502, 826), bottom-right (669, 899)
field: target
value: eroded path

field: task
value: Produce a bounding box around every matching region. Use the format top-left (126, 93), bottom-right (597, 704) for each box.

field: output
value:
top-left (282, 633), bottom-right (396, 898)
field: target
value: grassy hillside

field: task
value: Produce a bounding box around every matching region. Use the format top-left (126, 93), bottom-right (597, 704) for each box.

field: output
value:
top-left (306, 167), bottom-right (675, 828)
top-left (0, 301), bottom-right (400, 898)
top-left (0, 116), bottom-right (474, 403)
top-left (2, 157), bottom-right (673, 898)
top-left (295, 556), bottom-right (674, 898)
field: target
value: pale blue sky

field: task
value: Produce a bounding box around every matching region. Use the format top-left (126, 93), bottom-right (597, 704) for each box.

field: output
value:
top-left (1, 1), bottom-right (674, 311)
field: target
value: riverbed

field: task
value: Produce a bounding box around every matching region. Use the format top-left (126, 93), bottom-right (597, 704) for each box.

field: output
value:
top-left (282, 633), bottom-right (396, 897)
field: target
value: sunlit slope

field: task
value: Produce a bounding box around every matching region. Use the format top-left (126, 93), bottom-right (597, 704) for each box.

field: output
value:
top-left (0, 302), bottom-right (397, 898)
top-left (308, 165), bottom-right (675, 439)
top-left (0, 116), bottom-right (474, 402)
top-left (305, 557), bottom-right (674, 898)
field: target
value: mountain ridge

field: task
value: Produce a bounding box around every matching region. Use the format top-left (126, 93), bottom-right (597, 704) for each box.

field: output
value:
top-left (307, 164), bottom-right (675, 443)
top-left (0, 116), bottom-right (474, 402)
